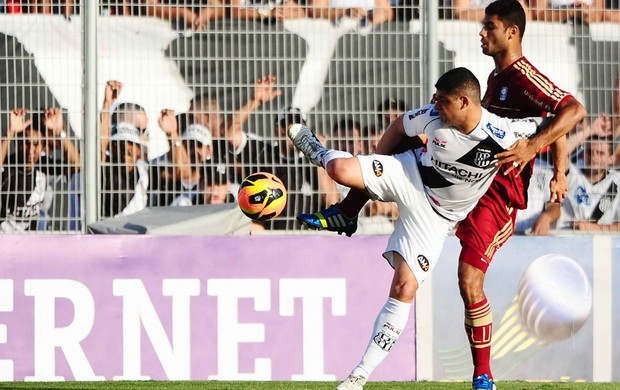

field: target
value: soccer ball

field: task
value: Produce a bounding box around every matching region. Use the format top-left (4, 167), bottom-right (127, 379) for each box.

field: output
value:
top-left (238, 172), bottom-right (287, 221)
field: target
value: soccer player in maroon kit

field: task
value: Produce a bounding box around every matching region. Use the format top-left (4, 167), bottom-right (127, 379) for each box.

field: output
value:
top-left (456, 1), bottom-right (586, 388)
top-left (297, 1), bottom-right (587, 389)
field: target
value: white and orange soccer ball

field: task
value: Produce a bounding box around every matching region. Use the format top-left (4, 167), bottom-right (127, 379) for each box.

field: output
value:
top-left (237, 172), bottom-right (287, 221)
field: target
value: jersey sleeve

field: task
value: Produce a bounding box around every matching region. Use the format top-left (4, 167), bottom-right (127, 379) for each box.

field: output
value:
top-left (402, 104), bottom-right (436, 138)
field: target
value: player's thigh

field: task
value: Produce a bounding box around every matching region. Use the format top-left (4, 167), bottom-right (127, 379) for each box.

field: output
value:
top-left (357, 152), bottom-right (419, 203)
top-left (328, 156), bottom-right (365, 190)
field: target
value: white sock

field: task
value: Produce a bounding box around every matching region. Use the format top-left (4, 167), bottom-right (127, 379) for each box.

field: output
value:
top-left (320, 149), bottom-right (353, 168)
top-left (351, 297), bottom-right (411, 379)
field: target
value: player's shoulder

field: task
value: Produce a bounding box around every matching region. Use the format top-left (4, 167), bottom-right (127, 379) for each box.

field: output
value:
top-left (404, 104), bottom-right (437, 121)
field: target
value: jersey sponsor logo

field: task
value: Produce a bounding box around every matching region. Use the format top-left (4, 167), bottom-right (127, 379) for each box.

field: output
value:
top-left (417, 254), bottom-right (430, 272)
top-left (486, 123), bottom-right (506, 139)
top-left (430, 108), bottom-right (439, 117)
top-left (408, 108), bottom-right (428, 120)
top-left (431, 156), bottom-right (486, 181)
top-left (523, 89), bottom-right (553, 112)
top-left (500, 86), bottom-right (508, 101)
top-left (372, 160), bottom-right (384, 177)
top-left (431, 137), bottom-right (447, 148)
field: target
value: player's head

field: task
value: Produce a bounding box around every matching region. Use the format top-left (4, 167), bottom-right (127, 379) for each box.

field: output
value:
top-left (480, 0), bottom-right (525, 56)
top-left (433, 67), bottom-right (481, 128)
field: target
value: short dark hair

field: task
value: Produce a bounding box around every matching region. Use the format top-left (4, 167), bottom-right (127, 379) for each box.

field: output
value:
top-left (378, 98), bottom-right (406, 112)
top-left (485, 0), bottom-right (526, 38)
top-left (435, 67), bottom-right (481, 104)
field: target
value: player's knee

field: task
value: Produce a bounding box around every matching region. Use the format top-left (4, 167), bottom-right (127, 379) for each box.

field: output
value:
top-left (390, 279), bottom-right (417, 303)
top-left (327, 158), bottom-right (353, 184)
top-left (458, 269), bottom-right (484, 305)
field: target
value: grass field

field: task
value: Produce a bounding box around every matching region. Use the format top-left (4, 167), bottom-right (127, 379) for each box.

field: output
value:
top-left (0, 381), bottom-right (619, 390)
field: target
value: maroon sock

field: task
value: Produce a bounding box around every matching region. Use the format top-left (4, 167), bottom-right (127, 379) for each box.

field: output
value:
top-left (336, 189), bottom-right (370, 218)
top-left (465, 298), bottom-right (493, 379)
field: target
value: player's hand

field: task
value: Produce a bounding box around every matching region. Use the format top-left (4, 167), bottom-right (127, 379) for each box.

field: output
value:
top-left (495, 139), bottom-right (537, 176)
top-left (529, 213), bottom-right (553, 236)
top-left (9, 108), bottom-right (30, 137)
top-left (252, 75), bottom-right (282, 104)
top-left (549, 170), bottom-right (568, 203)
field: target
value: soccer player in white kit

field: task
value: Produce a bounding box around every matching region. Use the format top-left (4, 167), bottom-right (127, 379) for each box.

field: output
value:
top-left (287, 67), bottom-right (544, 390)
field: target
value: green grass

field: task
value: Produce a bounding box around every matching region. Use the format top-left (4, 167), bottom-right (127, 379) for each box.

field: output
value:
top-left (0, 381), bottom-right (618, 390)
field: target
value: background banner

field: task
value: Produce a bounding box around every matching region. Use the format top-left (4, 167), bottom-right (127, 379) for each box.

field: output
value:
top-left (0, 235), bottom-right (415, 382)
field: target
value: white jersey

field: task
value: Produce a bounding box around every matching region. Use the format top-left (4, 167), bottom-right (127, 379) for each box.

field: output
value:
top-left (558, 165), bottom-right (620, 228)
top-left (402, 104), bottom-right (539, 221)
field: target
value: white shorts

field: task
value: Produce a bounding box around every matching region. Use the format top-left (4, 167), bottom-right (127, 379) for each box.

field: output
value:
top-left (357, 151), bottom-right (456, 285)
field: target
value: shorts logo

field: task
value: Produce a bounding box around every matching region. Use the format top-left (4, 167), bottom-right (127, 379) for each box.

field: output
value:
top-left (372, 160), bottom-right (384, 177)
top-left (417, 254), bottom-right (430, 272)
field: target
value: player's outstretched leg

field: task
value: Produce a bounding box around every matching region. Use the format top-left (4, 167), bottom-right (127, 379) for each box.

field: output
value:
top-left (297, 203), bottom-right (358, 237)
top-left (287, 123), bottom-right (327, 166)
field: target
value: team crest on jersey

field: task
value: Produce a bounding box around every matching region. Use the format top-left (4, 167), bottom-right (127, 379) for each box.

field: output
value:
top-left (474, 149), bottom-right (492, 167)
top-left (417, 254), bottom-right (430, 272)
top-left (486, 123), bottom-right (506, 139)
top-left (372, 160), bottom-right (384, 177)
top-left (500, 86), bottom-right (508, 101)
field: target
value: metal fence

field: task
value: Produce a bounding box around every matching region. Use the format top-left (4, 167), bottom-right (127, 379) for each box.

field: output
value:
top-left (0, 1), bottom-right (618, 234)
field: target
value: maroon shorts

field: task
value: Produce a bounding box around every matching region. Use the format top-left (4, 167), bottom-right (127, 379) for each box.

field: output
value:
top-left (455, 197), bottom-right (517, 273)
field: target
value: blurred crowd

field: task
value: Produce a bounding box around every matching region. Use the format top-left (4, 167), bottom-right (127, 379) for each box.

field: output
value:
top-left (1, 0), bottom-right (619, 234)
top-left (2, 1), bottom-right (618, 26)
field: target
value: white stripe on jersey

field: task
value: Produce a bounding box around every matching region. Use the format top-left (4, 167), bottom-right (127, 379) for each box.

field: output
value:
top-left (402, 105), bottom-right (538, 221)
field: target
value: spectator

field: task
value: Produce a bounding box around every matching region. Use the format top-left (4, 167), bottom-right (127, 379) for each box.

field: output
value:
top-left (191, 75), bottom-right (282, 182)
top-left (20, 0), bottom-right (77, 16)
top-left (170, 120), bottom-right (218, 206)
top-left (377, 97), bottom-right (406, 132)
top-left (100, 121), bottom-right (149, 218)
top-left (229, 0), bottom-right (306, 22)
top-left (453, 0), bottom-right (532, 20)
top-left (308, 0), bottom-right (394, 27)
top-left (567, 113), bottom-right (614, 165)
top-left (514, 158), bottom-right (559, 235)
top-left (557, 136), bottom-right (620, 231)
top-left (149, 110), bottom-right (190, 207)
top-left (0, 108), bottom-right (79, 232)
top-left (122, 0), bottom-right (225, 30)
top-left (202, 162), bottom-right (235, 204)
top-left (529, 0), bottom-right (618, 24)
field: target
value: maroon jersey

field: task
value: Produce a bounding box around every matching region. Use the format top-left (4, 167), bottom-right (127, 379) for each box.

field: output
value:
top-left (481, 56), bottom-right (572, 209)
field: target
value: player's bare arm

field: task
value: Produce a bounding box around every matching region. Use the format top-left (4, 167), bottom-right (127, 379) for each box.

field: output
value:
top-left (374, 115), bottom-right (427, 155)
top-left (495, 96), bottom-right (587, 175)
